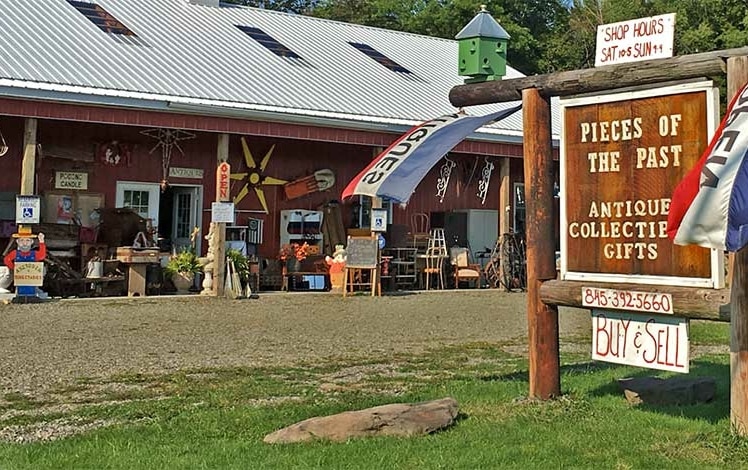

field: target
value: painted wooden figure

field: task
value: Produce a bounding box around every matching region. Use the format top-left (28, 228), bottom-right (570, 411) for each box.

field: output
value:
top-left (4, 226), bottom-right (46, 298)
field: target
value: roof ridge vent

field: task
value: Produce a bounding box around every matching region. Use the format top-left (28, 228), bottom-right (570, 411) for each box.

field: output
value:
top-left (189, 0), bottom-right (220, 7)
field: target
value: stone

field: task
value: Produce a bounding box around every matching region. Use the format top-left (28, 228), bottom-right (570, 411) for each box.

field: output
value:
top-left (263, 397), bottom-right (459, 444)
top-left (618, 376), bottom-right (716, 406)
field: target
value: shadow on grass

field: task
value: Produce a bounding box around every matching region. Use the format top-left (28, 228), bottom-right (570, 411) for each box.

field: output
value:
top-left (478, 360), bottom-right (619, 383)
top-left (586, 358), bottom-right (730, 424)
top-left (478, 359), bottom-right (730, 424)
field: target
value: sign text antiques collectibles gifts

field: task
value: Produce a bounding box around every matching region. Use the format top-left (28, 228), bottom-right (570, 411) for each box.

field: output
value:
top-left (559, 81), bottom-right (723, 288)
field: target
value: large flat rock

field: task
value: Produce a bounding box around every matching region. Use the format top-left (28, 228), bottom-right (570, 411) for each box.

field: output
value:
top-left (264, 397), bottom-right (459, 444)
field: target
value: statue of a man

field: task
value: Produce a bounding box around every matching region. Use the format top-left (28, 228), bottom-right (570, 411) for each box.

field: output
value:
top-left (4, 226), bottom-right (46, 299)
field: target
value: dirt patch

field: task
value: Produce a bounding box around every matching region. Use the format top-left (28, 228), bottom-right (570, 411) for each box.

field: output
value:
top-left (0, 291), bottom-right (590, 396)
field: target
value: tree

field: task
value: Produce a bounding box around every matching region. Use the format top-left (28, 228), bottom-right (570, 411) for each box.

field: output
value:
top-left (310, 0), bottom-right (570, 75)
top-left (221, 0), bottom-right (318, 14)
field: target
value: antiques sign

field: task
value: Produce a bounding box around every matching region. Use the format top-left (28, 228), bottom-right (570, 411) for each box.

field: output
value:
top-left (169, 167), bottom-right (204, 179)
top-left (55, 171), bottom-right (88, 190)
top-left (560, 81), bottom-right (723, 287)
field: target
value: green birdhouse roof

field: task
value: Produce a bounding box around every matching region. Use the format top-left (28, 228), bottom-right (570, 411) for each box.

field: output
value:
top-left (455, 6), bottom-right (511, 41)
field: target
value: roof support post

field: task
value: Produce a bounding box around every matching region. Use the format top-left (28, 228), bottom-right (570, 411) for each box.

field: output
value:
top-left (21, 118), bottom-right (37, 195)
top-left (213, 133), bottom-right (229, 297)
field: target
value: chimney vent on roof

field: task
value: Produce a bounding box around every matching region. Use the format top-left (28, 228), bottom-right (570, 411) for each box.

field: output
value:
top-left (189, 0), bottom-right (220, 7)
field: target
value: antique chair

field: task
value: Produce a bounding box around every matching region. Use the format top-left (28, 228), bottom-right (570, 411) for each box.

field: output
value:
top-left (423, 246), bottom-right (446, 290)
top-left (410, 212), bottom-right (430, 251)
top-left (450, 247), bottom-right (481, 289)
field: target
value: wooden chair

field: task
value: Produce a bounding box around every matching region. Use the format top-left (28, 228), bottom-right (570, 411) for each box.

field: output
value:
top-left (411, 212), bottom-right (430, 251)
top-left (450, 247), bottom-right (481, 289)
top-left (423, 246), bottom-right (445, 290)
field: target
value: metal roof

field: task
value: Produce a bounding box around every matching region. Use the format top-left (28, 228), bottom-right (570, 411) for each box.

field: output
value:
top-left (0, 0), bottom-right (561, 141)
top-left (455, 7), bottom-right (511, 41)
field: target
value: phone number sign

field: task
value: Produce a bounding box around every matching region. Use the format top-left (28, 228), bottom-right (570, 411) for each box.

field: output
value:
top-left (582, 286), bottom-right (673, 314)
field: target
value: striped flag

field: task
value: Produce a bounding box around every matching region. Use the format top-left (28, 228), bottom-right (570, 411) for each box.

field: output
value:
top-left (667, 82), bottom-right (748, 251)
top-left (342, 106), bottom-right (521, 204)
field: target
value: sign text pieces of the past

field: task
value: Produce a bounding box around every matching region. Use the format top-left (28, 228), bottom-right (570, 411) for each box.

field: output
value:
top-left (561, 82), bottom-right (719, 285)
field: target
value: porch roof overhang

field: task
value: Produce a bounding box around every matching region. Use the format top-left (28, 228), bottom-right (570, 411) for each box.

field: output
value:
top-left (0, 79), bottom-right (534, 158)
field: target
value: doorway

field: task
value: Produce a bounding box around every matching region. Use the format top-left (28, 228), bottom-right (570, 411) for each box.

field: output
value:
top-left (115, 182), bottom-right (202, 254)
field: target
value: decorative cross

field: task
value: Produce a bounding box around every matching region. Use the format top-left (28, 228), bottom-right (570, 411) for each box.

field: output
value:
top-left (140, 128), bottom-right (196, 191)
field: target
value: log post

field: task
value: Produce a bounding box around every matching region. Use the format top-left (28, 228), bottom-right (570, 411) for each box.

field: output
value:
top-left (21, 118), bottom-right (37, 195)
top-left (728, 56), bottom-right (748, 436)
top-left (499, 158), bottom-right (511, 235)
top-left (214, 133), bottom-right (229, 297)
top-left (523, 88), bottom-right (560, 399)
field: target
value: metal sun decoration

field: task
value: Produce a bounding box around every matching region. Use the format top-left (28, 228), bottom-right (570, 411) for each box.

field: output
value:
top-left (476, 157), bottom-right (495, 205)
top-left (230, 137), bottom-right (287, 214)
top-left (435, 156), bottom-right (456, 203)
top-left (140, 128), bottom-right (196, 191)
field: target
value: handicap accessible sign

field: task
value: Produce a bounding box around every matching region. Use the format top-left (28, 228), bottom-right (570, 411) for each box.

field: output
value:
top-left (16, 195), bottom-right (40, 224)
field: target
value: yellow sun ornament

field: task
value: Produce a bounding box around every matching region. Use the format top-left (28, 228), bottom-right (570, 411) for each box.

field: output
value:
top-left (230, 137), bottom-right (287, 213)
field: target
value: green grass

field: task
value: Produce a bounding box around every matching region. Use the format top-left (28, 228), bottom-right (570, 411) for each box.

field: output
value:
top-left (0, 322), bottom-right (740, 469)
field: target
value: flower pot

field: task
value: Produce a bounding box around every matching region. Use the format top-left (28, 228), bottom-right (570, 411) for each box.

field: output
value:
top-left (286, 259), bottom-right (302, 273)
top-left (172, 271), bottom-right (195, 293)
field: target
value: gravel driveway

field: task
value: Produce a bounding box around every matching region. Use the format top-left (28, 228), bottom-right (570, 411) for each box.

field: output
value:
top-left (0, 290), bottom-right (590, 395)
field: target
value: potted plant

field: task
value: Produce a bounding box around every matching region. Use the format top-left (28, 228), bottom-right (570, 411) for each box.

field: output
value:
top-left (279, 242), bottom-right (309, 273)
top-left (165, 249), bottom-right (202, 293)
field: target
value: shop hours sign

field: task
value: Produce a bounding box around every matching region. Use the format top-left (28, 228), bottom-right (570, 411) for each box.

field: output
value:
top-left (559, 81), bottom-right (723, 288)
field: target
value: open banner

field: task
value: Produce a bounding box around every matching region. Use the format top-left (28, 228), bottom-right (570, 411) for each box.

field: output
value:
top-left (342, 106), bottom-right (521, 204)
top-left (668, 82), bottom-right (748, 252)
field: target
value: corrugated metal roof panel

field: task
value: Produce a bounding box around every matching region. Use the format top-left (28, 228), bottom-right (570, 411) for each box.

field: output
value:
top-left (0, 0), bottom-right (560, 137)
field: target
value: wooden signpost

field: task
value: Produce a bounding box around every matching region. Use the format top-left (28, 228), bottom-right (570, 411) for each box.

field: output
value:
top-left (450, 44), bottom-right (748, 432)
top-left (342, 235), bottom-right (379, 297)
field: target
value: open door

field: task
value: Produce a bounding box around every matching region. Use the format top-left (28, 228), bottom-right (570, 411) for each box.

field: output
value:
top-left (169, 185), bottom-right (201, 254)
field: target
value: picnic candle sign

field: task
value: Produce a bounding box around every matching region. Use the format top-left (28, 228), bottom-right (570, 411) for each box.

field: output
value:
top-left (560, 81), bottom-right (723, 288)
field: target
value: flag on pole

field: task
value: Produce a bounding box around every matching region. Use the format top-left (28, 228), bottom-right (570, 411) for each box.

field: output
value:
top-left (667, 82), bottom-right (748, 251)
top-left (342, 106), bottom-right (521, 204)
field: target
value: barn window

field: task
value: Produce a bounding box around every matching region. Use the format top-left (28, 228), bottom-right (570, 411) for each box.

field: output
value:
top-left (348, 42), bottom-right (412, 74)
top-left (236, 25), bottom-right (301, 59)
top-left (67, 0), bottom-right (137, 36)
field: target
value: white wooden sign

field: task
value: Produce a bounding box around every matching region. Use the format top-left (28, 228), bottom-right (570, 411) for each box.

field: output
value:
top-left (14, 262), bottom-right (44, 286)
top-left (15, 195), bottom-right (40, 224)
top-left (592, 309), bottom-right (689, 373)
top-left (595, 13), bottom-right (675, 67)
top-left (169, 167), bottom-right (204, 179)
top-left (55, 171), bottom-right (88, 190)
top-left (211, 202), bottom-right (235, 224)
top-left (582, 286), bottom-right (673, 315)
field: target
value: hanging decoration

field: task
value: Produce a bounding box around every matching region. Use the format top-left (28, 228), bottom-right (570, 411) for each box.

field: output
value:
top-left (140, 128), bottom-right (195, 191)
top-left (230, 137), bottom-right (287, 214)
top-left (284, 169), bottom-right (336, 201)
top-left (476, 157), bottom-right (495, 205)
top-left (0, 128), bottom-right (7, 157)
top-left (435, 156), bottom-right (456, 203)
top-left (97, 140), bottom-right (133, 166)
